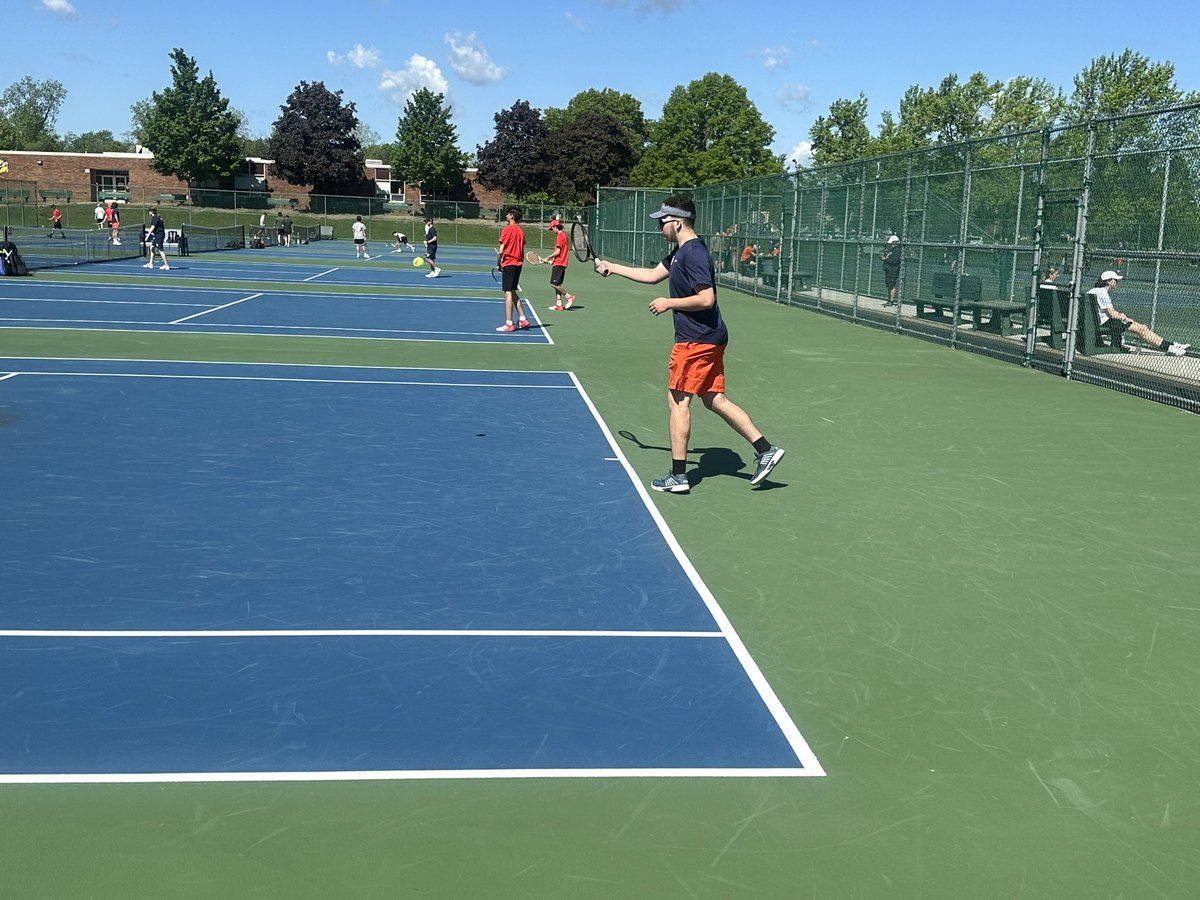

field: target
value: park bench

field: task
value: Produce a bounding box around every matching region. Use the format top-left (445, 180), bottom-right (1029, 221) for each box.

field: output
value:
top-left (918, 271), bottom-right (1025, 336)
top-left (96, 189), bottom-right (132, 203)
top-left (1074, 290), bottom-right (1131, 356)
top-left (39, 189), bottom-right (73, 202)
top-left (0, 188), bottom-right (32, 202)
top-left (385, 200), bottom-right (411, 212)
top-left (759, 255), bottom-right (779, 287)
top-left (155, 193), bottom-right (188, 204)
top-left (268, 197), bottom-right (298, 208)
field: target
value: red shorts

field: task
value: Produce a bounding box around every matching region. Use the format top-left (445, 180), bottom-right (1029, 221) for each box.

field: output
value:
top-left (667, 342), bottom-right (726, 395)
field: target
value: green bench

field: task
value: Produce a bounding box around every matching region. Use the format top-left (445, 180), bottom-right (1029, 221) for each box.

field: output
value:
top-left (918, 271), bottom-right (1025, 336)
top-left (155, 193), bottom-right (188, 204)
top-left (0, 188), bottom-right (32, 202)
top-left (39, 189), bottom-right (73, 202)
top-left (268, 197), bottom-right (298, 208)
top-left (96, 190), bottom-right (132, 203)
top-left (385, 200), bottom-right (411, 212)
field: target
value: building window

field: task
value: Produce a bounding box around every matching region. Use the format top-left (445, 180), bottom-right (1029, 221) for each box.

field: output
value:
top-left (92, 170), bottom-right (129, 200)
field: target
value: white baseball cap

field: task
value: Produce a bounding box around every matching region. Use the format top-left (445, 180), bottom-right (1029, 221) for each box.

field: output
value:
top-left (887, 235), bottom-right (899, 243)
top-left (1100, 270), bottom-right (1124, 281)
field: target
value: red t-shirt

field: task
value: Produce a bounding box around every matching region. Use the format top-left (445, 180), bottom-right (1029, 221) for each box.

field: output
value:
top-left (549, 230), bottom-right (568, 267)
top-left (499, 222), bottom-right (525, 267)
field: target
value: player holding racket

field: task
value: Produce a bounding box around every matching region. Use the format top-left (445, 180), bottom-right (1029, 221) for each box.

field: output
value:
top-left (495, 206), bottom-right (531, 332)
top-left (423, 217), bottom-right (441, 277)
top-left (595, 195), bottom-right (785, 493)
top-left (544, 219), bottom-right (575, 311)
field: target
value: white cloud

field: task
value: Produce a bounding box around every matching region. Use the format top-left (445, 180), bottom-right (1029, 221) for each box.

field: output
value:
top-left (776, 82), bottom-right (812, 112)
top-left (41, 0), bottom-right (75, 13)
top-left (444, 32), bottom-right (505, 85)
top-left (786, 140), bottom-right (813, 170)
top-left (327, 43), bottom-right (381, 68)
top-left (761, 46), bottom-right (790, 74)
top-left (379, 54), bottom-right (451, 106)
top-left (566, 11), bottom-right (585, 30)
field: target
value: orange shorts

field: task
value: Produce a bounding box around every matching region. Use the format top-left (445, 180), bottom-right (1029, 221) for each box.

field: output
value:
top-left (667, 341), bottom-right (726, 395)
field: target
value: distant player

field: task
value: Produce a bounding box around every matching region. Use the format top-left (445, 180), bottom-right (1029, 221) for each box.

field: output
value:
top-left (49, 205), bottom-right (65, 237)
top-left (392, 231), bottom-right (414, 252)
top-left (545, 218), bottom-right (574, 311)
top-left (141, 207), bottom-right (170, 270)
top-left (423, 217), bottom-right (441, 277)
top-left (105, 201), bottom-right (121, 245)
top-left (351, 215), bottom-right (370, 259)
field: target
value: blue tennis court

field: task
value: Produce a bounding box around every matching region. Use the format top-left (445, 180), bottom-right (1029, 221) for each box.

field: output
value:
top-left (0, 276), bottom-right (550, 343)
top-left (0, 357), bottom-right (822, 781)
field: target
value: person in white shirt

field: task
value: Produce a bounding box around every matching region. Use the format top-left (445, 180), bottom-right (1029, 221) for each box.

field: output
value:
top-left (1088, 270), bottom-right (1189, 356)
top-left (351, 215), bottom-right (370, 259)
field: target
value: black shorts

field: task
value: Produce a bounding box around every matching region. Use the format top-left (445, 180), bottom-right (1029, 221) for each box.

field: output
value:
top-left (883, 266), bottom-right (900, 289)
top-left (150, 233), bottom-right (165, 249)
top-left (354, 238), bottom-right (365, 246)
top-left (426, 243), bottom-right (437, 261)
top-left (1104, 318), bottom-right (1130, 336)
top-left (550, 265), bottom-right (566, 287)
top-left (501, 264), bottom-right (522, 293)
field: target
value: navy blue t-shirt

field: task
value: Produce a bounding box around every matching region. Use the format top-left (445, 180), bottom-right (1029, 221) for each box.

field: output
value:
top-left (662, 237), bottom-right (728, 345)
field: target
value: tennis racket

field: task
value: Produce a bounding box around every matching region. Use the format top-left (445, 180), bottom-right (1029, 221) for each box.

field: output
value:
top-left (491, 266), bottom-right (501, 283)
top-left (570, 222), bottom-right (595, 264)
top-left (525, 250), bottom-right (546, 265)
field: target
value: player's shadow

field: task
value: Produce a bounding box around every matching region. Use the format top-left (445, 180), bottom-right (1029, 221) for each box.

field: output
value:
top-left (616, 429), bottom-right (786, 489)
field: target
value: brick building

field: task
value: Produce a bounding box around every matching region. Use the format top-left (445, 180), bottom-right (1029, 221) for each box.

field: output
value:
top-left (1, 148), bottom-right (506, 211)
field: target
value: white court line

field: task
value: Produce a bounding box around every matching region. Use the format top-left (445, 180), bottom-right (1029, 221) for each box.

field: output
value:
top-left (170, 292), bottom-right (263, 324)
top-left (0, 629), bottom-right (721, 639)
top-left (570, 371), bottom-right (826, 778)
top-left (0, 372), bottom-right (18, 382)
top-left (0, 296), bottom-right (206, 307)
top-left (303, 267), bottom-right (339, 282)
top-left (8, 370), bottom-right (573, 389)
top-left (0, 766), bottom-right (814, 785)
top-left (0, 355), bottom-right (567, 377)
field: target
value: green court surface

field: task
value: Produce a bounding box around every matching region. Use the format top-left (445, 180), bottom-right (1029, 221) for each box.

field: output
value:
top-left (2, 258), bottom-right (1198, 899)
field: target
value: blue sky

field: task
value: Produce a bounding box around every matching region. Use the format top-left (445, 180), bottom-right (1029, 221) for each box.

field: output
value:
top-left (11, 0), bottom-right (1200, 167)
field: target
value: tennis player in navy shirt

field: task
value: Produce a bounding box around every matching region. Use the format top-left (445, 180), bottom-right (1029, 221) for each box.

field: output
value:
top-left (596, 194), bottom-right (785, 494)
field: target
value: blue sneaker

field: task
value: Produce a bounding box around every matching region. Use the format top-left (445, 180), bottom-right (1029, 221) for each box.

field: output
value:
top-left (750, 446), bottom-right (785, 486)
top-left (651, 471), bottom-right (690, 493)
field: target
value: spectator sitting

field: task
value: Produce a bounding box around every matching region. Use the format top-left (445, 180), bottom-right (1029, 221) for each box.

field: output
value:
top-left (1088, 270), bottom-right (1189, 356)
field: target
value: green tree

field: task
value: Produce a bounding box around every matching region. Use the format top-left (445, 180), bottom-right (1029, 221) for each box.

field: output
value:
top-left (0, 76), bottom-right (67, 150)
top-left (809, 95), bottom-right (872, 167)
top-left (985, 77), bottom-right (1066, 135)
top-left (476, 100), bottom-right (550, 199)
top-left (895, 72), bottom-right (1001, 145)
top-left (269, 81), bottom-right (368, 194)
top-left (630, 73), bottom-right (781, 187)
top-left (391, 89), bottom-right (465, 195)
top-left (60, 130), bottom-right (127, 153)
top-left (138, 50), bottom-right (243, 183)
top-left (545, 88), bottom-right (647, 157)
top-left (1067, 50), bottom-right (1194, 122)
top-left (547, 112), bottom-right (638, 203)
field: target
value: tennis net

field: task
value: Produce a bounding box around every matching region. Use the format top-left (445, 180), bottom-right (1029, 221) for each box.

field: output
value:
top-left (3, 225), bottom-right (143, 270)
top-left (181, 223), bottom-right (246, 254)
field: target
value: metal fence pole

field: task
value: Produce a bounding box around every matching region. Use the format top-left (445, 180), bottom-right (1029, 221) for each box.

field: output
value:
top-left (1063, 123), bottom-right (1098, 379)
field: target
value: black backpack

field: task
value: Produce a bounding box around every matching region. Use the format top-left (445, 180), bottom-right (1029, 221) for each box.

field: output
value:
top-left (0, 240), bottom-right (30, 276)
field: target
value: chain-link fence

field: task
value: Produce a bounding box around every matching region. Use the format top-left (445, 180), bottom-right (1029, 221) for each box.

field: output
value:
top-left (0, 184), bottom-right (584, 255)
top-left (595, 104), bottom-right (1200, 413)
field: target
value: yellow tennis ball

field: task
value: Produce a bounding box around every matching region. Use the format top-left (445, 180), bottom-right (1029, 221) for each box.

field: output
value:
top-left (413, 257), bottom-right (425, 268)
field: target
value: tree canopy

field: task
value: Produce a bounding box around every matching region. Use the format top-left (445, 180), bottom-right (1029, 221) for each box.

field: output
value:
top-left (268, 81), bottom-right (368, 194)
top-left (0, 77), bottom-right (67, 151)
top-left (544, 88), bottom-right (647, 157)
top-left (630, 73), bottom-right (782, 187)
top-left (391, 88), bottom-right (465, 195)
top-left (138, 49), bottom-right (244, 184)
top-left (547, 112), bottom-right (639, 203)
top-left (476, 100), bottom-right (550, 199)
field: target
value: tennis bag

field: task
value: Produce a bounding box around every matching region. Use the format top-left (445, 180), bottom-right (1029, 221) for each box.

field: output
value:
top-left (0, 240), bottom-right (30, 276)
